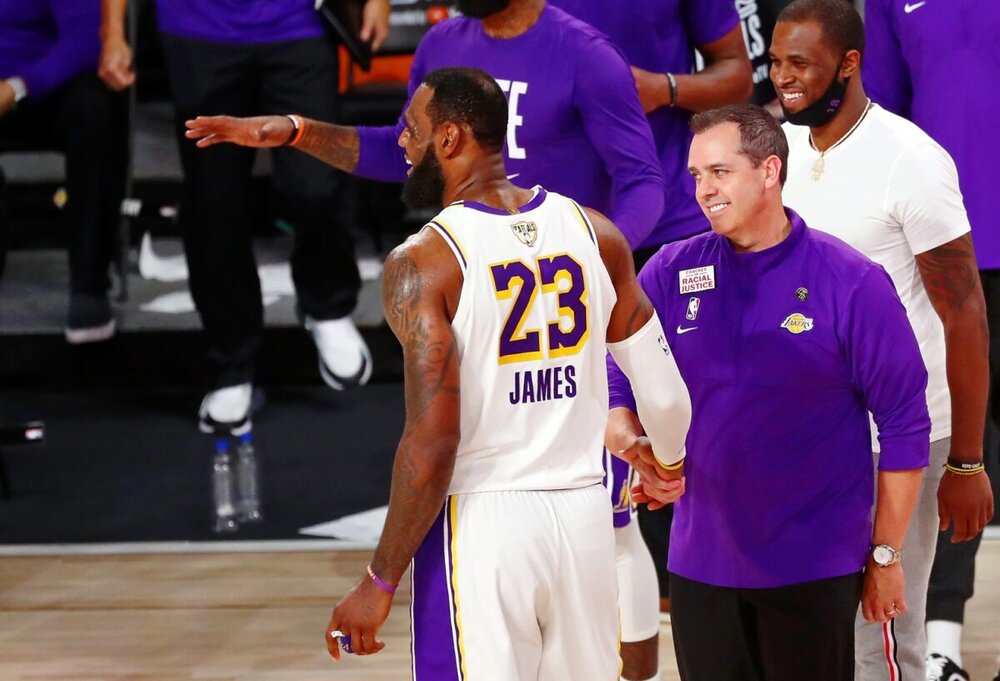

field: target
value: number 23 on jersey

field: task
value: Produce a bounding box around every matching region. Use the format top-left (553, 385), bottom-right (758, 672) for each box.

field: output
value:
top-left (489, 253), bottom-right (590, 365)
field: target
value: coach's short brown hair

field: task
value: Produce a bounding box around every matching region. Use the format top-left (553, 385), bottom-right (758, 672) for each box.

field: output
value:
top-left (690, 104), bottom-right (788, 185)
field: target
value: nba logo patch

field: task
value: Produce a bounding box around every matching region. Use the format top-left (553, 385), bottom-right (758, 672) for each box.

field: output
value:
top-left (511, 220), bottom-right (538, 247)
top-left (686, 297), bottom-right (700, 321)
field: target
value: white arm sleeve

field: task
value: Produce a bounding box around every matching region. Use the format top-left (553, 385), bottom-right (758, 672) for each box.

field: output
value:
top-left (608, 314), bottom-right (691, 466)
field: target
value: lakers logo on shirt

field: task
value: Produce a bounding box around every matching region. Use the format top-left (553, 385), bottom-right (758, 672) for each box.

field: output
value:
top-left (511, 220), bottom-right (538, 247)
top-left (781, 313), bottom-right (814, 334)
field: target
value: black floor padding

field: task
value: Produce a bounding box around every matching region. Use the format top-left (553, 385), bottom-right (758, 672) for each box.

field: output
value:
top-left (0, 382), bottom-right (404, 543)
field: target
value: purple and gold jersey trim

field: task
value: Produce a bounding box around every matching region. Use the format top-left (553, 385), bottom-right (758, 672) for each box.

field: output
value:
top-left (603, 449), bottom-right (635, 528)
top-left (570, 200), bottom-right (598, 246)
top-left (428, 220), bottom-right (468, 272)
top-left (456, 187), bottom-right (549, 216)
top-left (411, 496), bottom-right (467, 680)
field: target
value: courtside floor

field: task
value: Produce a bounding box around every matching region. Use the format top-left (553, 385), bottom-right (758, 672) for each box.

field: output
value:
top-left (1, 538), bottom-right (998, 680)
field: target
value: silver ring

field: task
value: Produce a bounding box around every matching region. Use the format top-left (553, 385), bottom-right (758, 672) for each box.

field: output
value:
top-left (329, 629), bottom-right (345, 639)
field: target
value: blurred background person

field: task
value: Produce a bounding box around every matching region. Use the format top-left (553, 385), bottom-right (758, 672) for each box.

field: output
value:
top-left (1, 0), bottom-right (126, 343)
top-left (98, 0), bottom-right (389, 434)
top-left (862, 2), bottom-right (1000, 680)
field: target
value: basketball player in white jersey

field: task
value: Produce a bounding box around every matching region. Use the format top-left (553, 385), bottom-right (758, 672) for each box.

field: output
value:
top-left (319, 67), bottom-right (688, 679)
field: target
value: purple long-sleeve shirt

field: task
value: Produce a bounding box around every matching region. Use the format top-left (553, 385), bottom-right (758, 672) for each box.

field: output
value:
top-left (0, 0), bottom-right (100, 99)
top-left (550, 0), bottom-right (739, 248)
top-left (355, 5), bottom-right (665, 249)
top-left (156, 0), bottom-right (324, 44)
top-left (863, 0), bottom-right (1000, 269)
top-left (608, 210), bottom-right (930, 589)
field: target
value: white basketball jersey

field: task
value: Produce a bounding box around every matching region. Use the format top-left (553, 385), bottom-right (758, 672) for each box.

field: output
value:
top-left (427, 187), bottom-right (617, 495)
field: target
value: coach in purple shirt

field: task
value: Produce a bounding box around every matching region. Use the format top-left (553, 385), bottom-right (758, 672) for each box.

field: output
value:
top-left (0, 0), bottom-right (126, 343)
top-left (608, 104), bottom-right (929, 681)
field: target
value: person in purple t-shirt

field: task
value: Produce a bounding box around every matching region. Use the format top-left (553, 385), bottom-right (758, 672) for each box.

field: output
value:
top-left (98, 0), bottom-right (389, 434)
top-left (607, 104), bottom-right (930, 681)
top-left (0, 0), bottom-right (126, 343)
top-left (863, 4), bottom-right (1000, 679)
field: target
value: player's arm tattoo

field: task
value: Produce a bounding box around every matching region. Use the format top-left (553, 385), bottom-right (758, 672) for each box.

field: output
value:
top-left (372, 247), bottom-right (461, 583)
top-left (296, 121), bottom-right (360, 173)
top-left (915, 234), bottom-right (979, 310)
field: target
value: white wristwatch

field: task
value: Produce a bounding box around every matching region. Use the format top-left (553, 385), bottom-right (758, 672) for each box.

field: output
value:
top-left (870, 543), bottom-right (901, 567)
top-left (5, 77), bottom-right (27, 105)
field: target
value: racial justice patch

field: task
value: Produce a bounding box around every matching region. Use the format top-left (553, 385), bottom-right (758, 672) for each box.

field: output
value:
top-left (679, 266), bottom-right (716, 294)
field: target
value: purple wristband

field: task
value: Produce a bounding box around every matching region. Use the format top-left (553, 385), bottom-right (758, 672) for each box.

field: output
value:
top-left (367, 564), bottom-right (397, 593)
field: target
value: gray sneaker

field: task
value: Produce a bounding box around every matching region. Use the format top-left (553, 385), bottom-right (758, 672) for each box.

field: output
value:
top-left (65, 294), bottom-right (115, 344)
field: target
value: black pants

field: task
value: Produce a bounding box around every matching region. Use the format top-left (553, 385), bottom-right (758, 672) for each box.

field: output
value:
top-left (671, 571), bottom-right (863, 681)
top-left (161, 34), bottom-right (361, 388)
top-left (0, 73), bottom-right (126, 297)
top-left (926, 269), bottom-right (1000, 623)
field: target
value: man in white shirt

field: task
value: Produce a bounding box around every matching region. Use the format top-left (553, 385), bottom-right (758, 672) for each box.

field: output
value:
top-left (769, 2), bottom-right (994, 681)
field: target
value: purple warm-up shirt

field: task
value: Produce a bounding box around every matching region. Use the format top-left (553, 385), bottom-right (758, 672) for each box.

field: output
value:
top-left (0, 0), bottom-right (100, 99)
top-left (354, 5), bottom-right (665, 249)
top-left (550, 0), bottom-right (739, 248)
top-left (864, 0), bottom-right (1000, 269)
top-left (157, 0), bottom-right (325, 44)
top-left (608, 210), bottom-right (930, 589)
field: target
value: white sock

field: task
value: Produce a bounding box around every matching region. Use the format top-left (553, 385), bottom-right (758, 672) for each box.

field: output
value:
top-left (926, 620), bottom-right (964, 667)
top-left (624, 674), bottom-right (661, 681)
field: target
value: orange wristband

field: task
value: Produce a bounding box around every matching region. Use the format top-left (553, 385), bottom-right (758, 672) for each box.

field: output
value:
top-left (284, 114), bottom-right (306, 147)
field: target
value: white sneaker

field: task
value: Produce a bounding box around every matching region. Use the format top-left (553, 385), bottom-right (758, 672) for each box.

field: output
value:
top-left (199, 383), bottom-right (253, 435)
top-left (305, 316), bottom-right (373, 390)
top-left (925, 653), bottom-right (969, 681)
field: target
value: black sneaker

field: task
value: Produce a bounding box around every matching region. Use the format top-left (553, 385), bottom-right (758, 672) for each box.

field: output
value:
top-left (925, 653), bottom-right (970, 681)
top-left (65, 294), bottom-right (115, 344)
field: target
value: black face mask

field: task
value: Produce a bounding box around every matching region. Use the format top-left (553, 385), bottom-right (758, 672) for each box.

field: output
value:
top-left (455, 0), bottom-right (512, 19)
top-left (781, 59), bottom-right (849, 128)
top-left (402, 145), bottom-right (446, 212)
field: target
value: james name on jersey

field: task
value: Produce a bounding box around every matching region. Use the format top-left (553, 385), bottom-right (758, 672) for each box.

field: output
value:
top-left (509, 364), bottom-right (579, 404)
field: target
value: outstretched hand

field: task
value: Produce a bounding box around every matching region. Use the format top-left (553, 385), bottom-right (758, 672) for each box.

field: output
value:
top-left (184, 115), bottom-right (295, 149)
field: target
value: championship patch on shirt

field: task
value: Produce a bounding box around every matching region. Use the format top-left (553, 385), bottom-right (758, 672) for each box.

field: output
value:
top-left (781, 313), bottom-right (814, 334)
top-left (678, 266), bottom-right (716, 294)
top-left (511, 220), bottom-right (538, 247)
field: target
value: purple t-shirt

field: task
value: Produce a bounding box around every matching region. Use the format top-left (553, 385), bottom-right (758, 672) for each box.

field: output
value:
top-left (354, 5), bottom-right (665, 249)
top-left (864, 0), bottom-right (1000, 269)
top-left (608, 210), bottom-right (931, 589)
top-left (157, 0), bottom-right (324, 44)
top-left (550, 0), bottom-right (739, 248)
top-left (0, 0), bottom-right (100, 99)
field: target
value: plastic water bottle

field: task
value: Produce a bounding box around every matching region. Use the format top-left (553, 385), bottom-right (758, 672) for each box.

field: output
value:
top-left (235, 432), bottom-right (262, 523)
top-left (212, 438), bottom-right (238, 533)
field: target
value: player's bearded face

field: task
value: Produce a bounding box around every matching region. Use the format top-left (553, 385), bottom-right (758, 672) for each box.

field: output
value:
top-left (402, 145), bottom-right (445, 211)
top-left (456, 0), bottom-right (512, 19)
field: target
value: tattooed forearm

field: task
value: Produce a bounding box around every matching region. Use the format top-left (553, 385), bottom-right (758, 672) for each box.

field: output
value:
top-left (297, 121), bottom-right (360, 173)
top-left (916, 234), bottom-right (979, 310)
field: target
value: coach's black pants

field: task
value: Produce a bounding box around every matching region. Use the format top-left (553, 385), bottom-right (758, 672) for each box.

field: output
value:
top-left (670, 571), bottom-right (863, 681)
top-left (161, 34), bottom-right (360, 388)
top-left (0, 73), bottom-right (126, 298)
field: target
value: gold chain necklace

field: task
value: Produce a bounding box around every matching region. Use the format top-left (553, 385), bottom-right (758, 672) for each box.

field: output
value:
top-left (809, 99), bottom-right (873, 181)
